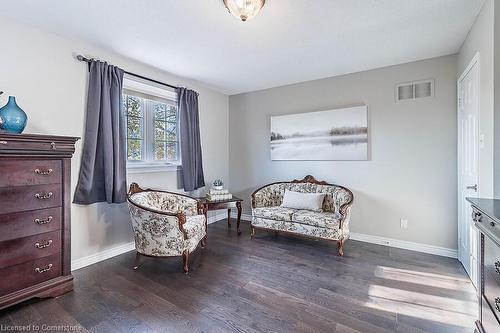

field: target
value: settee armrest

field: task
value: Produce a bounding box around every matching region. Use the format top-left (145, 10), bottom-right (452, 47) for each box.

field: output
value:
top-left (338, 203), bottom-right (352, 234)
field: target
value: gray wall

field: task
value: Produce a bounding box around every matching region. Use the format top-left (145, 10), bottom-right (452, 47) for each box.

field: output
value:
top-left (229, 55), bottom-right (458, 250)
top-left (0, 17), bottom-right (229, 263)
top-left (457, 0), bottom-right (495, 198)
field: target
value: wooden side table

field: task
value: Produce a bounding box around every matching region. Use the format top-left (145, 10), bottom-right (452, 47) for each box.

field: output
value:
top-left (198, 197), bottom-right (243, 235)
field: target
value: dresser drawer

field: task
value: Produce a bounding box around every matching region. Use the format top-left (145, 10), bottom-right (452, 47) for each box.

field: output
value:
top-left (0, 230), bottom-right (61, 269)
top-left (0, 184), bottom-right (62, 215)
top-left (484, 235), bottom-right (500, 286)
top-left (0, 160), bottom-right (61, 188)
top-left (0, 136), bottom-right (75, 155)
top-left (0, 208), bottom-right (62, 242)
top-left (482, 295), bottom-right (500, 332)
top-left (484, 235), bottom-right (500, 324)
top-left (0, 253), bottom-right (61, 297)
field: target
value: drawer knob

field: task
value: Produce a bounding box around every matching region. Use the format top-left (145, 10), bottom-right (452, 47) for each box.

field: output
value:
top-left (35, 192), bottom-right (53, 200)
top-left (34, 264), bottom-right (53, 274)
top-left (34, 168), bottom-right (53, 175)
top-left (34, 240), bottom-right (52, 249)
top-left (0, 140), bottom-right (7, 145)
top-left (473, 212), bottom-right (482, 222)
top-left (34, 216), bottom-right (53, 225)
top-left (495, 298), bottom-right (500, 312)
top-left (495, 262), bottom-right (500, 275)
top-left (50, 142), bottom-right (56, 150)
top-left (491, 222), bottom-right (496, 227)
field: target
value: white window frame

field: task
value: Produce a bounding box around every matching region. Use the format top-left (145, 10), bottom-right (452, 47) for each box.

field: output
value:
top-left (123, 76), bottom-right (181, 173)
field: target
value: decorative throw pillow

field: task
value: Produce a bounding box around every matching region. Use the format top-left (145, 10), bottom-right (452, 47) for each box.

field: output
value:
top-left (281, 190), bottom-right (326, 211)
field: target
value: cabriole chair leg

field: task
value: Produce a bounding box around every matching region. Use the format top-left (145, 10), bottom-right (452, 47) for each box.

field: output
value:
top-left (250, 226), bottom-right (256, 238)
top-left (133, 251), bottom-right (144, 270)
top-left (338, 239), bottom-right (345, 256)
top-left (182, 251), bottom-right (189, 274)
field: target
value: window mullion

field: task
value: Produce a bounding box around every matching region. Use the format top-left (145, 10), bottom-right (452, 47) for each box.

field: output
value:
top-left (143, 99), bottom-right (148, 162)
top-left (141, 98), bottom-right (146, 162)
top-left (145, 100), bottom-right (153, 163)
top-left (125, 95), bottom-right (129, 159)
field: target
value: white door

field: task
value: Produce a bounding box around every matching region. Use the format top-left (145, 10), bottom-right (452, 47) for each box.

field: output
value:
top-left (457, 54), bottom-right (480, 288)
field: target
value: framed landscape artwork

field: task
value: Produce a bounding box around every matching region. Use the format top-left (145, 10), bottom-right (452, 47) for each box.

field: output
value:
top-left (270, 105), bottom-right (368, 160)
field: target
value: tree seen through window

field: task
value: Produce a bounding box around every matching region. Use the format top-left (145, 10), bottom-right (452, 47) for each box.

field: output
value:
top-left (123, 92), bottom-right (179, 163)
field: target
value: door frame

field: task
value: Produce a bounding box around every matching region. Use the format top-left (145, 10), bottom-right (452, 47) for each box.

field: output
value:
top-left (457, 51), bottom-right (480, 285)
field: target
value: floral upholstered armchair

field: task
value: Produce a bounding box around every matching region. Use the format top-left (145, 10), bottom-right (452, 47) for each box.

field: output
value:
top-left (127, 183), bottom-right (206, 274)
top-left (251, 175), bottom-right (354, 255)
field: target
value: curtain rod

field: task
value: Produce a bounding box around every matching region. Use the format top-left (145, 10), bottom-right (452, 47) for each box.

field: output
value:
top-left (76, 55), bottom-right (178, 91)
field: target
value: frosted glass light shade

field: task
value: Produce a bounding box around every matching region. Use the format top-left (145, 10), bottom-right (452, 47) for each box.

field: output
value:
top-left (223, 0), bottom-right (266, 22)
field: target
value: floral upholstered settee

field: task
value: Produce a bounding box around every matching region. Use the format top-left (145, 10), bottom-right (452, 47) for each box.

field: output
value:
top-left (127, 183), bottom-right (206, 274)
top-left (251, 175), bottom-right (354, 255)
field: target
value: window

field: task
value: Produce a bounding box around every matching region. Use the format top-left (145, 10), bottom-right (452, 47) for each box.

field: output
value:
top-left (122, 78), bottom-right (180, 172)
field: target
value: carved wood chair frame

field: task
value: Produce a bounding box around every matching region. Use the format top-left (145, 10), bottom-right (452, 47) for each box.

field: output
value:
top-left (127, 183), bottom-right (206, 273)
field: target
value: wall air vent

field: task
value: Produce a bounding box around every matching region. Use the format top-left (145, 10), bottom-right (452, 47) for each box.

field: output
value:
top-left (395, 79), bottom-right (434, 102)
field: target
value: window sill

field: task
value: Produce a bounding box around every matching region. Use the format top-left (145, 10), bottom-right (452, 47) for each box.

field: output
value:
top-left (127, 163), bottom-right (181, 174)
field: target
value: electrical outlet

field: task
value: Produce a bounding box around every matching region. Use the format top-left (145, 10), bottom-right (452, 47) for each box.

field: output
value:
top-left (400, 218), bottom-right (408, 229)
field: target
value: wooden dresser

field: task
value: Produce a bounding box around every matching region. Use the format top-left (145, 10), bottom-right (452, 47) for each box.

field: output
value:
top-left (0, 133), bottom-right (79, 310)
top-left (467, 198), bottom-right (500, 332)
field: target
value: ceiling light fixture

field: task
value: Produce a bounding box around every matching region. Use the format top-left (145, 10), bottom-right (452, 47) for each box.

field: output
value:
top-left (223, 0), bottom-right (266, 22)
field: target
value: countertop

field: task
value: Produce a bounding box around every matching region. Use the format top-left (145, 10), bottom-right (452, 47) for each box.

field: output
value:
top-left (466, 197), bottom-right (500, 224)
top-left (466, 197), bottom-right (500, 246)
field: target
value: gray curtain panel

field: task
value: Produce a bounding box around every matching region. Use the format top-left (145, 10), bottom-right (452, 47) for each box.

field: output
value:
top-left (73, 60), bottom-right (127, 204)
top-left (178, 87), bottom-right (205, 191)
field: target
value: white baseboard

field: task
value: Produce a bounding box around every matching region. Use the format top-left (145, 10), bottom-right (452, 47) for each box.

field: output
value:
top-left (71, 212), bottom-right (227, 271)
top-left (207, 211), bottom-right (228, 224)
top-left (233, 212), bottom-right (252, 221)
top-left (72, 212), bottom-right (457, 271)
top-left (349, 233), bottom-right (457, 258)
top-left (71, 242), bottom-right (135, 271)
top-left (232, 212), bottom-right (457, 258)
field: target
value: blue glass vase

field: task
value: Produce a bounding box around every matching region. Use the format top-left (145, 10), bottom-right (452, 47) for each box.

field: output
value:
top-left (0, 96), bottom-right (27, 134)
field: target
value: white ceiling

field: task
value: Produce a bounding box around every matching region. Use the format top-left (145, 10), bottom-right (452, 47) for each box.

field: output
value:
top-left (1, 0), bottom-right (485, 95)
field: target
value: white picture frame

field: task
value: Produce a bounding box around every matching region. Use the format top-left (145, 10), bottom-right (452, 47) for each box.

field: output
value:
top-left (270, 105), bottom-right (368, 161)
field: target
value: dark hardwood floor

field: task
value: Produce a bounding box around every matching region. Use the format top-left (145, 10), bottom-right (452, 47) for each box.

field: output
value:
top-left (0, 220), bottom-right (477, 333)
